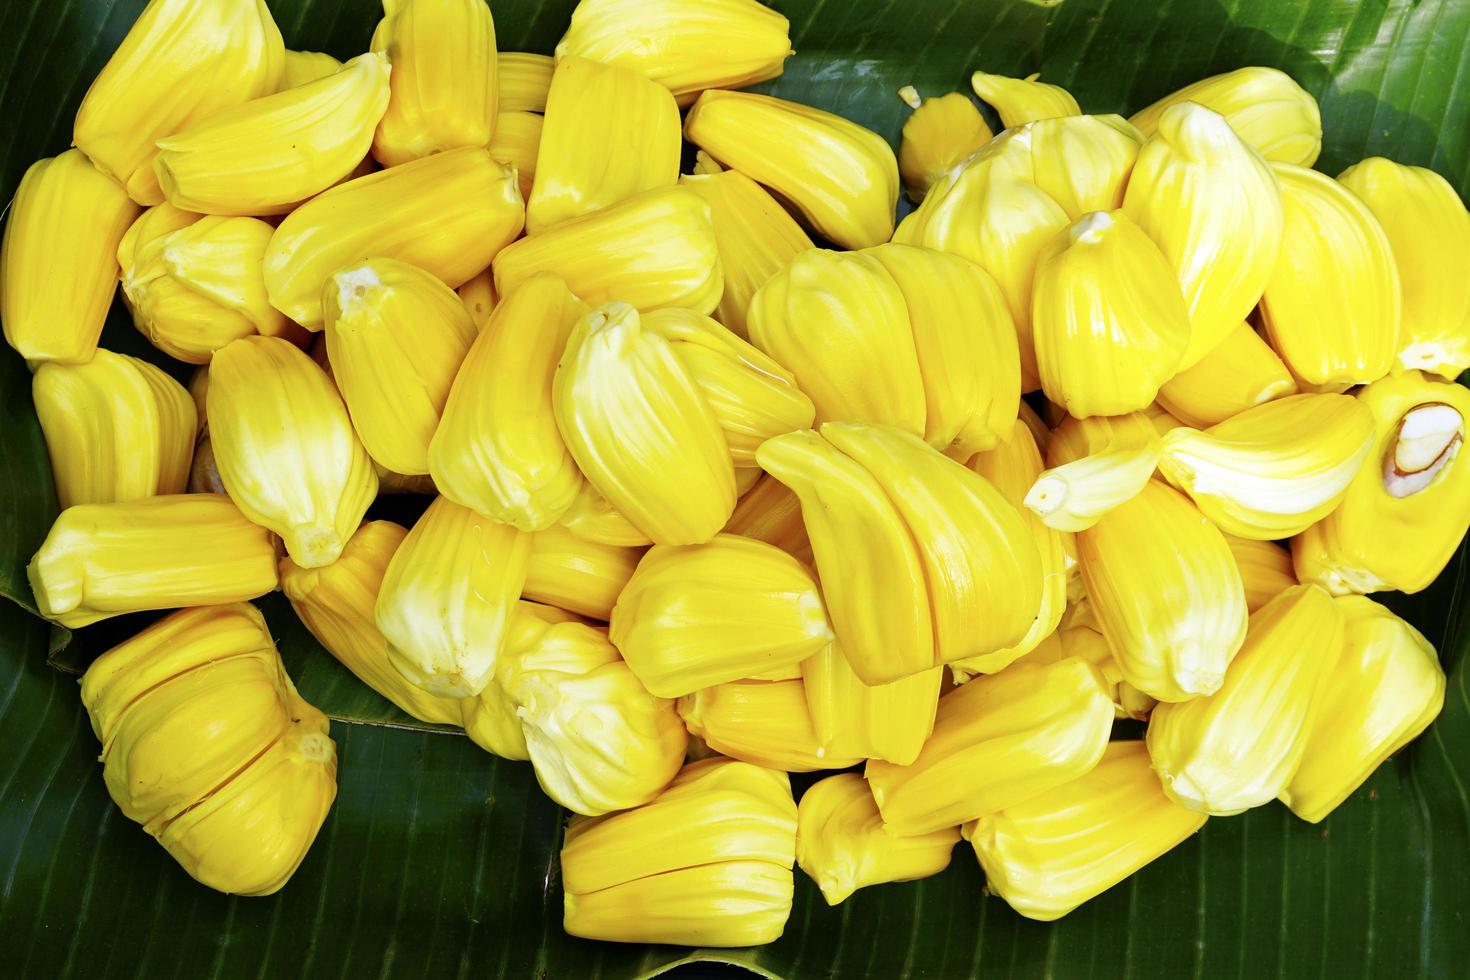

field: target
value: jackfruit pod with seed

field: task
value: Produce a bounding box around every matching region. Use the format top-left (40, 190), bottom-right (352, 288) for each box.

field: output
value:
top-left (266, 147), bottom-right (524, 326)
top-left (375, 496), bottom-right (531, 698)
top-left (1122, 102), bottom-right (1284, 369)
top-left (207, 336), bottom-right (377, 567)
top-left (1129, 67), bottom-right (1322, 166)
top-left (798, 773), bottom-right (959, 906)
top-left (864, 243), bottom-right (1022, 456)
top-left (897, 88), bottom-right (992, 203)
top-left (499, 52), bottom-right (553, 111)
top-left (489, 110), bottom-right (542, 201)
top-left (1224, 534), bottom-right (1298, 612)
top-left (801, 643), bottom-right (942, 767)
top-left (1026, 114), bottom-right (1142, 219)
top-left (865, 657), bottom-right (1114, 836)
top-left (610, 534), bottom-right (833, 698)
top-left (28, 493), bottom-right (278, 629)
top-left (493, 185), bottom-right (720, 313)
top-left (279, 520), bottom-right (463, 726)
top-left (954, 418), bottom-right (1069, 675)
top-left (500, 620), bottom-right (686, 815)
top-left (1281, 595), bottom-right (1445, 823)
top-left (1147, 583), bottom-right (1344, 815)
top-left (119, 207), bottom-right (290, 362)
top-left (643, 308), bottom-right (815, 465)
top-left (1078, 480), bottom-right (1248, 702)
top-left (554, 302), bottom-right (736, 545)
top-left (527, 56), bottom-right (681, 232)
top-left (556, 0), bottom-right (792, 106)
top-left (0, 150), bottom-right (140, 364)
top-left (684, 90), bottom-right (899, 249)
top-left (1259, 163), bottom-right (1401, 387)
top-left (1032, 210), bottom-right (1190, 417)
top-left (1293, 371), bottom-right (1470, 594)
top-left (72, 0), bottom-right (285, 205)
top-left (1338, 156), bottom-right (1470, 379)
top-left (1159, 393), bottom-right (1376, 540)
top-left (559, 481), bottom-right (653, 547)
top-left (281, 50), bottom-right (341, 88)
top-left (322, 258), bottom-right (476, 476)
top-left (679, 167), bottom-right (814, 339)
top-left (33, 350), bottom-right (196, 509)
top-left (969, 71), bottom-right (1080, 128)
top-left (370, 0), bottom-right (499, 167)
top-left (677, 676), bottom-right (861, 773)
top-left (524, 524), bottom-right (643, 620)
top-left (430, 273), bottom-right (588, 531)
top-left (963, 740), bottom-right (1206, 921)
top-left (154, 53), bottom-right (391, 215)
top-left (1156, 321), bottom-right (1296, 428)
top-left (79, 603), bottom-right (334, 895)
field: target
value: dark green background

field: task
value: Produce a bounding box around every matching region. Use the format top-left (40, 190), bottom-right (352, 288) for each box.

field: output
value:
top-left (1, 1), bottom-right (1467, 976)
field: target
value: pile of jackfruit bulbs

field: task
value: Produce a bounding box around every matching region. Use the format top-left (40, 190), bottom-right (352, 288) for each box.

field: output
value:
top-left (4, 0), bottom-right (1466, 942)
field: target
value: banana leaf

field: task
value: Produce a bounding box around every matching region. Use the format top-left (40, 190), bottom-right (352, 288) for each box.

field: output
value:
top-left (2, 0), bottom-right (1468, 976)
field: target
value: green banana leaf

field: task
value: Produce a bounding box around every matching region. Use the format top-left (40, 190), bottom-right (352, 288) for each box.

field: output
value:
top-left (2, 0), bottom-right (1468, 976)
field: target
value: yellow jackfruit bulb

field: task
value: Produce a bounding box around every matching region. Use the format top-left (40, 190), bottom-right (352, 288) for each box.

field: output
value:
top-left (897, 90), bottom-right (992, 203)
top-left (1130, 67), bottom-right (1323, 166)
top-left (642, 307), bottom-right (815, 465)
top-left (1031, 210), bottom-right (1191, 417)
top-left (1258, 163), bottom-right (1402, 386)
top-left (1293, 371), bottom-right (1470, 594)
top-left (1122, 102), bottom-right (1284, 369)
top-left (1159, 393), bottom-right (1376, 540)
top-left (797, 773), bottom-right (959, 906)
top-left (1224, 534), bottom-right (1298, 612)
top-left (892, 131), bottom-right (1071, 392)
top-left (456, 267), bottom-right (498, 329)
top-left (374, 496), bottom-right (531, 697)
top-left (1025, 440), bottom-right (1162, 532)
top-left (1027, 114), bottom-right (1143, 219)
top-left (207, 336), bottom-right (376, 567)
top-left (494, 185), bottom-right (721, 314)
top-left (1157, 321), bottom-right (1297, 428)
top-left (72, 0), bottom-right (285, 205)
top-left (755, 429), bottom-right (933, 684)
top-left (266, 147), bottom-right (524, 327)
top-left (1338, 157), bottom-right (1470, 379)
top-left (527, 56), bottom-right (681, 232)
top-left (32, 350), bottom-right (197, 509)
top-left (279, 520), bottom-right (463, 726)
top-left (1024, 624), bottom-right (1157, 720)
top-left (559, 481), bottom-right (654, 547)
top-left (119, 207), bottom-right (292, 363)
top-left (499, 52), bottom-right (553, 112)
top-left (561, 758), bottom-right (796, 947)
top-left (554, 302), bottom-right (736, 544)
top-left (28, 493), bottom-right (278, 629)
top-left (282, 50), bottom-right (342, 88)
top-left (964, 740), bottom-right (1206, 921)
top-left (500, 620), bottom-right (686, 815)
top-left (322, 258), bottom-right (476, 476)
top-left (724, 472), bottom-right (812, 563)
top-left (801, 643), bottom-right (942, 767)
top-left (489, 110), bottom-right (542, 202)
top-left (430, 275), bottom-right (587, 530)
top-left (679, 168), bottom-right (814, 339)
top-left (970, 71), bottom-right (1081, 127)
top-left (1147, 583), bottom-right (1344, 815)
top-left (154, 53), bottom-right (389, 217)
top-left (555, 0), bottom-right (792, 106)
top-left (866, 657), bottom-right (1114, 836)
top-left (524, 524), bottom-right (642, 620)
top-left (610, 534), bottom-right (834, 697)
top-left (684, 90), bottom-right (900, 249)
top-left (1281, 595), bottom-right (1445, 823)
top-left (370, 0), bottom-right (498, 167)
top-left (677, 676), bottom-right (862, 772)
top-left (863, 243), bottom-right (1021, 455)
top-left (748, 249), bottom-right (926, 434)
top-left (80, 603), bottom-right (334, 895)
top-left (0, 150), bottom-right (140, 364)
top-left (1079, 480), bottom-right (1248, 702)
